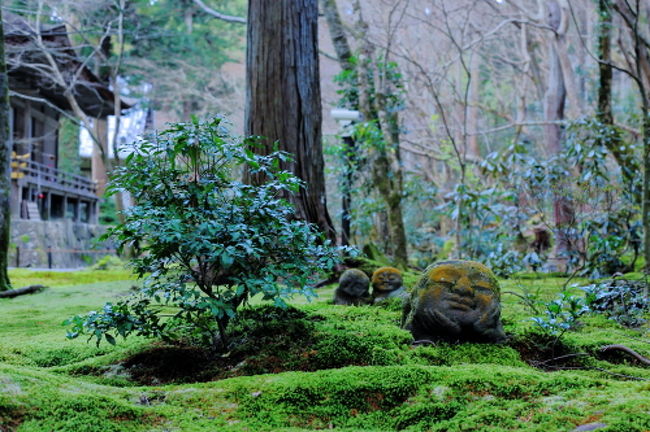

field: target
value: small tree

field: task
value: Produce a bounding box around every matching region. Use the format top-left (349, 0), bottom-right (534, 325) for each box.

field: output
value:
top-left (66, 117), bottom-right (344, 349)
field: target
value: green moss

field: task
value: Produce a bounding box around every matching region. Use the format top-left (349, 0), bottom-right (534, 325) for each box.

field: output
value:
top-left (1, 269), bottom-right (649, 431)
top-left (0, 364), bottom-right (158, 432)
top-left (7, 268), bottom-right (135, 288)
top-left (411, 343), bottom-right (526, 367)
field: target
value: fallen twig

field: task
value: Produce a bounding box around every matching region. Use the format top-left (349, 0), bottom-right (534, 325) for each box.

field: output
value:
top-left (502, 290), bottom-right (540, 314)
top-left (531, 352), bottom-right (590, 367)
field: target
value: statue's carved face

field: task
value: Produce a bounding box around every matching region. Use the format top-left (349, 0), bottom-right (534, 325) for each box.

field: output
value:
top-left (371, 267), bottom-right (403, 293)
top-left (422, 263), bottom-right (499, 325)
top-left (339, 269), bottom-right (370, 297)
top-left (404, 260), bottom-right (505, 343)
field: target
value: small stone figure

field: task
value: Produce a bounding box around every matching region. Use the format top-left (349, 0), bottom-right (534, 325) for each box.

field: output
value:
top-left (371, 266), bottom-right (407, 303)
top-left (334, 269), bottom-right (370, 306)
top-left (402, 260), bottom-right (506, 343)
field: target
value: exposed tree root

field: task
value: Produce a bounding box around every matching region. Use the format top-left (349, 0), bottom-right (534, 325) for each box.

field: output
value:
top-left (600, 344), bottom-right (650, 366)
top-left (0, 285), bottom-right (47, 299)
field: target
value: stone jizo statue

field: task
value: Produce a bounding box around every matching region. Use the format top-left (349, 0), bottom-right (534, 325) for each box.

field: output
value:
top-left (371, 266), bottom-right (407, 303)
top-left (402, 260), bottom-right (506, 343)
top-left (334, 269), bottom-right (370, 306)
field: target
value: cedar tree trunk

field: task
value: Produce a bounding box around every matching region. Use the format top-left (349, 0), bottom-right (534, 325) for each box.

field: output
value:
top-left (245, 0), bottom-right (336, 242)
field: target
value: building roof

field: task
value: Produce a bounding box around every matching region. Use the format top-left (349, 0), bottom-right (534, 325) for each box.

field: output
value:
top-left (4, 12), bottom-right (130, 118)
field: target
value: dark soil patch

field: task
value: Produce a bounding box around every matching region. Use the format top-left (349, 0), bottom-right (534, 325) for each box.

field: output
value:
top-left (508, 332), bottom-right (588, 371)
top-left (0, 405), bottom-right (26, 432)
top-left (117, 306), bottom-right (339, 385)
top-left (123, 345), bottom-right (219, 384)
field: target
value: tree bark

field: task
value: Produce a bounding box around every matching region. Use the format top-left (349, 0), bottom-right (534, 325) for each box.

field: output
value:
top-left (597, 0), bottom-right (639, 192)
top-left (375, 89), bottom-right (408, 267)
top-left (553, 1), bottom-right (580, 118)
top-left (245, 0), bottom-right (336, 242)
top-left (467, 52), bottom-right (481, 159)
top-left (321, 0), bottom-right (354, 72)
top-left (598, 0), bottom-right (614, 127)
top-left (321, 0), bottom-right (355, 246)
top-left (91, 119), bottom-right (109, 197)
top-left (611, 0), bottom-right (650, 271)
top-left (0, 8), bottom-right (12, 291)
top-left (353, 1), bottom-right (407, 266)
top-left (544, 0), bottom-right (574, 268)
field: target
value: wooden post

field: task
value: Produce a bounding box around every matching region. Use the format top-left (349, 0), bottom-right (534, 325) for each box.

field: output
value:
top-left (45, 191), bottom-right (51, 220)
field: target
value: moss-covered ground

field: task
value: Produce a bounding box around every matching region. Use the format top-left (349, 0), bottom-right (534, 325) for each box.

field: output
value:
top-left (1, 268), bottom-right (649, 431)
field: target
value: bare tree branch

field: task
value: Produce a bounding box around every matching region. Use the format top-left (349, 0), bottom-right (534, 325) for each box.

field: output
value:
top-left (192, 0), bottom-right (246, 24)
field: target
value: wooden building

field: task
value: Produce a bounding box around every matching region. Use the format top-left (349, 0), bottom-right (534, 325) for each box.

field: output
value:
top-left (4, 13), bottom-right (127, 224)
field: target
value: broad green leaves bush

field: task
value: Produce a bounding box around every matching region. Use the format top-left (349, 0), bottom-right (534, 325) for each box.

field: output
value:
top-left (477, 118), bottom-right (640, 277)
top-left (581, 279), bottom-right (649, 327)
top-left (531, 288), bottom-right (592, 336)
top-left (67, 117), bottom-right (345, 349)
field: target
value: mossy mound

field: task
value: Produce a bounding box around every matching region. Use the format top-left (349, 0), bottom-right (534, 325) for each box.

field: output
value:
top-left (97, 305), bottom-right (410, 385)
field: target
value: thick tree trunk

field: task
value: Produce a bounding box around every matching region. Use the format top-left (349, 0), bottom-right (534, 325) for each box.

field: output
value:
top-left (0, 9), bottom-right (12, 291)
top-left (545, 0), bottom-right (573, 269)
top-left (245, 0), bottom-right (336, 242)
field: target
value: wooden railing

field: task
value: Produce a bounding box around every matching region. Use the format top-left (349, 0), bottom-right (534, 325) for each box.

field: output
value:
top-left (11, 157), bottom-right (97, 199)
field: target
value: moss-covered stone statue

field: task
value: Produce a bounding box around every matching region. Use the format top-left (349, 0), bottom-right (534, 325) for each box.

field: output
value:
top-left (334, 269), bottom-right (371, 306)
top-left (371, 267), bottom-right (407, 303)
top-left (402, 260), bottom-right (506, 343)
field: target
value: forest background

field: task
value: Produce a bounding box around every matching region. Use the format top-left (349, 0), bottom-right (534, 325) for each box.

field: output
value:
top-left (3, 0), bottom-right (650, 280)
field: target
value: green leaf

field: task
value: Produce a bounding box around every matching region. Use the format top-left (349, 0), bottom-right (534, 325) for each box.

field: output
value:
top-left (105, 334), bottom-right (116, 345)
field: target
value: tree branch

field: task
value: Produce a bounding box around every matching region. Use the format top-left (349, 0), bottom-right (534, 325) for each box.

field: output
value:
top-left (192, 0), bottom-right (246, 24)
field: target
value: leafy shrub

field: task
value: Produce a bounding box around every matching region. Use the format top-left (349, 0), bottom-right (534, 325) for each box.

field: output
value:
top-left (66, 117), bottom-right (345, 349)
top-left (477, 118), bottom-right (640, 277)
top-left (482, 243), bottom-right (524, 278)
top-left (581, 279), bottom-right (649, 327)
top-left (531, 288), bottom-right (591, 336)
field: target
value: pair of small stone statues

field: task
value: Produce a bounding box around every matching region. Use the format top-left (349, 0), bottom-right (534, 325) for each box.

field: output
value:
top-left (334, 266), bottom-right (407, 306)
top-left (335, 260), bottom-right (506, 344)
